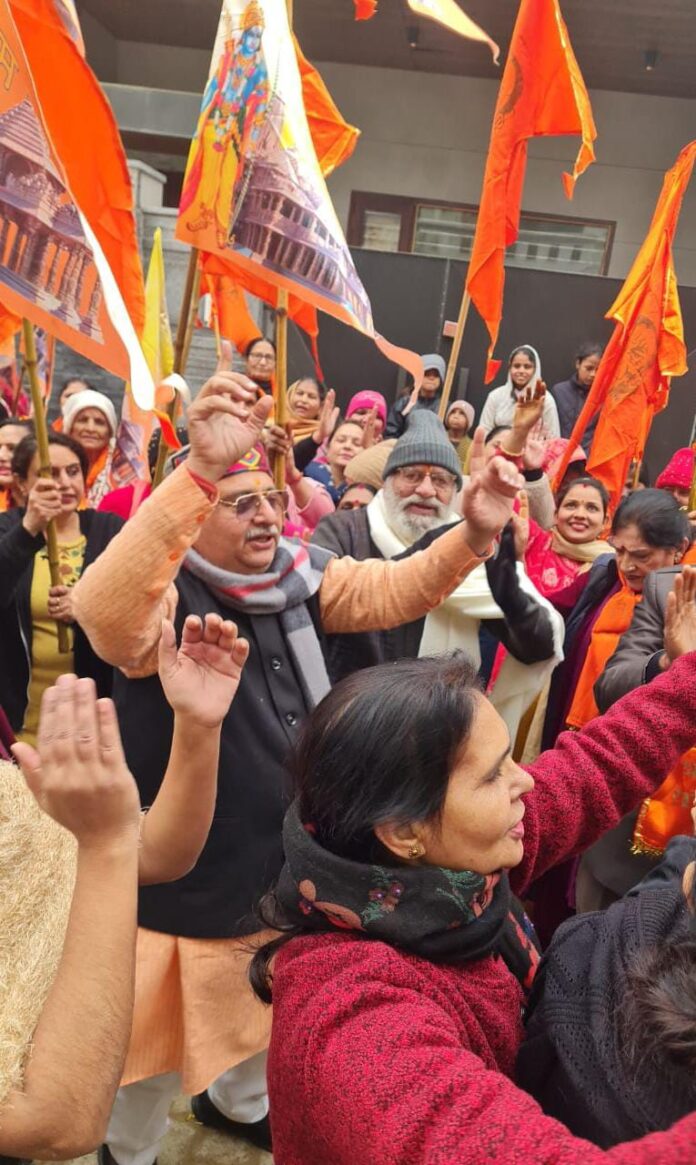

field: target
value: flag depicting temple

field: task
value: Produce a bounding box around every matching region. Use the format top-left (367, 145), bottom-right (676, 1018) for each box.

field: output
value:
top-left (177, 0), bottom-right (421, 381)
top-left (0, 0), bottom-right (153, 407)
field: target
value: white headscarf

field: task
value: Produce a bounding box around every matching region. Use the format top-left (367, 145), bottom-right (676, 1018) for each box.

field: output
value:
top-left (497, 344), bottom-right (542, 397)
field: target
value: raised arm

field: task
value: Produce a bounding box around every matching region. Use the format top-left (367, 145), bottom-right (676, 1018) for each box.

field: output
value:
top-left (320, 432), bottom-right (525, 634)
top-left (137, 613), bottom-right (248, 884)
top-left (73, 348), bottom-right (273, 677)
top-left (595, 569), bottom-right (681, 712)
top-left (6, 679), bottom-right (141, 1160)
top-left (512, 651), bottom-right (696, 896)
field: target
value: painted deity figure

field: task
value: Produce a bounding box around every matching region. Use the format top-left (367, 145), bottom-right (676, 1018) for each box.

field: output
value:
top-left (180, 0), bottom-right (269, 248)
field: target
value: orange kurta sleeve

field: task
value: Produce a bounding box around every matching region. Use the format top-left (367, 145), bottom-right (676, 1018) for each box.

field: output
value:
top-left (319, 524), bottom-right (491, 634)
top-left (72, 467), bottom-right (218, 678)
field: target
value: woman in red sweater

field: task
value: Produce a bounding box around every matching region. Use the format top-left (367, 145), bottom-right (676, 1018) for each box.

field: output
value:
top-left (251, 639), bottom-right (696, 1162)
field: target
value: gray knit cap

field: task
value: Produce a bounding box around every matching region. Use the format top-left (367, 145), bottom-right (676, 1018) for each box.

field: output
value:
top-left (421, 353), bottom-right (446, 381)
top-left (384, 410), bottom-right (463, 488)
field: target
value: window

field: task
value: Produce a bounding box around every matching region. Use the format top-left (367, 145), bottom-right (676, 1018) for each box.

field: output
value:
top-left (348, 192), bottom-right (614, 276)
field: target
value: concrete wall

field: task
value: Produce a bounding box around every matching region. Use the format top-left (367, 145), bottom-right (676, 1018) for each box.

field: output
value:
top-left (78, 0), bottom-right (696, 286)
top-left (316, 62), bottom-right (696, 285)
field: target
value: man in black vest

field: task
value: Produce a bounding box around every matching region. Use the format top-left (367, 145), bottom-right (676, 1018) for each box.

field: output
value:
top-left (74, 352), bottom-right (524, 1165)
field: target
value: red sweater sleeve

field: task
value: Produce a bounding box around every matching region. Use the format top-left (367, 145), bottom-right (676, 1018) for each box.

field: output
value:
top-left (511, 651), bottom-right (696, 896)
top-left (272, 945), bottom-right (696, 1165)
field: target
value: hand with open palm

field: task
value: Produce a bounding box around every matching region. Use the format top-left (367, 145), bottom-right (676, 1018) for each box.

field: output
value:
top-left (158, 614), bottom-right (250, 728)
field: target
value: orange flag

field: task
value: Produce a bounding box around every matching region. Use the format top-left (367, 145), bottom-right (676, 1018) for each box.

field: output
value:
top-left (0, 0), bottom-right (153, 406)
top-left (553, 141), bottom-right (696, 514)
top-left (294, 37), bottom-right (360, 178)
top-left (466, 0), bottom-right (596, 382)
top-left (9, 0), bottom-right (145, 335)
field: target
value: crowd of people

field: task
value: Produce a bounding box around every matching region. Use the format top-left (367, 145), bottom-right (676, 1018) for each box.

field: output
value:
top-left (1, 336), bottom-right (696, 1164)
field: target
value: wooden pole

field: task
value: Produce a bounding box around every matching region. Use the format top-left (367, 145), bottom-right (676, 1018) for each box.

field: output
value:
top-left (22, 320), bottom-right (70, 654)
top-left (273, 288), bottom-right (289, 490)
top-left (438, 290), bottom-right (471, 421)
top-left (152, 247), bottom-right (200, 488)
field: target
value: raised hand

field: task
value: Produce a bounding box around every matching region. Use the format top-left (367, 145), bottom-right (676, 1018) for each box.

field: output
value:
top-left (186, 339), bottom-right (274, 482)
top-left (510, 490), bottom-right (530, 560)
top-left (361, 406), bottom-right (378, 449)
top-left (522, 419), bottom-right (549, 471)
top-left (264, 423), bottom-right (292, 459)
top-left (402, 383), bottom-right (421, 418)
top-left (12, 675), bottom-right (141, 851)
top-left (158, 614), bottom-right (249, 728)
top-left (462, 427), bottom-right (525, 555)
top-left (312, 388), bottom-right (339, 447)
top-left (664, 565), bottom-right (696, 662)
top-left (512, 380), bottom-right (547, 442)
top-left (22, 477), bottom-right (63, 536)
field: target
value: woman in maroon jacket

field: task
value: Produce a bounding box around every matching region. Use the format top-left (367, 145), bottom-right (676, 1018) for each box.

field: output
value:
top-left (251, 635), bottom-right (696, 1160)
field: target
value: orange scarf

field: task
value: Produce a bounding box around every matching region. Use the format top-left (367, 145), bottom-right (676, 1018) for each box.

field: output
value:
top-left (565, 581), bottom-right (640, 729)
top-left (566, 573), bottom-right (696, 856)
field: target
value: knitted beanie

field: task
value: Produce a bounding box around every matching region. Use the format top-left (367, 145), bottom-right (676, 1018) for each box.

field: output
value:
top-left (346, 390), bottom-right (388, 426)
top-left (62, 388), bottom-right (117, 437)
top-left (384, 411), bottom-right (463, 488)
top-left (655, 447), bottom-right (694, 491)
top-left (345, 440), bottom-right (395, 491)
top-left (445, 399), bottom-right (475, 431)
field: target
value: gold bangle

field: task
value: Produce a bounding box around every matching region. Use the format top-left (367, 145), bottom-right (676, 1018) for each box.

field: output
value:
top-left (497, 444), bottom-right (523, 461)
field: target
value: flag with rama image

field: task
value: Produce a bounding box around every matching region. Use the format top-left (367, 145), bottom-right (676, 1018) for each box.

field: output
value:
top-left (177, 0), bottom-right (421, 384)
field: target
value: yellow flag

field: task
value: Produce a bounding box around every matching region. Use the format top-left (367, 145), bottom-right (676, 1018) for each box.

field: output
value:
top-left (141, 228), bottom-right (175, 382)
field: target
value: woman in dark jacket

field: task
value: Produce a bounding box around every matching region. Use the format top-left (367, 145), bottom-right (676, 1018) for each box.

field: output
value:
top-left (0, 432), bottom-right (122, 741)
top-left (549, 340), bottom-right (603, 452)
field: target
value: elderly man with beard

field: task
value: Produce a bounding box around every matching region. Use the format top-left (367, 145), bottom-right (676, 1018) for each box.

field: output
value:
top-left (312, 410), bottom-right (563, 740)
top-left (71, 347), bottom-right (525, 1165)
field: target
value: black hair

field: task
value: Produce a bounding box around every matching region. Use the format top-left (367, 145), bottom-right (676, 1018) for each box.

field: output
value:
top-left (556, 475), bottom-right (610, 517)
top-left (12, 431), bottom-right (89, 481)
top-left (574, 341), bottom-right (603, 364)
top-left (508, 345), bottom-right (536, 366)
top-left (249, 654), bottom-right (480, 1002)
top-left (339, 482), bottom-right (377, 503)
top-left (484, 424), bottom-right (512, 445)
top-left (612, 488), bottom-right (691, 549)
top-left (60, 376), bottom-right (94, 395)
top-left (244, 336), bottom-right (276, 358)
top-left (621, 930), bottom-right (696, 1083)
top-left (291, 375), bottom-right (325, 401)
top-left (0, 416), bottom-right (33, 434)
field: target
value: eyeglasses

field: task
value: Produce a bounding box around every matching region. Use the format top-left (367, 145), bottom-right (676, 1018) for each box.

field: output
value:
top-left (218, 489), bottom-right (288, 520)
top-left (394, 467), bottom-right (456, 492)
top-left (248, 352), bottom-right (275, 365)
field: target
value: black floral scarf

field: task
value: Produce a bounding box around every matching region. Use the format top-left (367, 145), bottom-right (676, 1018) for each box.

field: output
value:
top-left (276, 801), bottom-right (541, 994)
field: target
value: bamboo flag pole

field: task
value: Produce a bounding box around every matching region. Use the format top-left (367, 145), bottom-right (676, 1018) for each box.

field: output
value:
top-left (273, 288), bottom-right (289, 490)
top-left (152, 247), bottom-right (200, 488)
top-left (438, 290), bottom-right (471, 421)
top-left (22, 320), bottom-right (70, 654)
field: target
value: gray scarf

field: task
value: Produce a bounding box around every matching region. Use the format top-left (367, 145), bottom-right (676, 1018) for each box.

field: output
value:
top-left (183, 538), bottom-right (334, 707)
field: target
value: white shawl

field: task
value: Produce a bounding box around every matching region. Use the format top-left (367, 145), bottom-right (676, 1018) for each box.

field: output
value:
top-left (367, 491), bottom-right (564, 741)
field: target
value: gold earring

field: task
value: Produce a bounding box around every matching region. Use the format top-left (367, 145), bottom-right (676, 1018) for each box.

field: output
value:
top-left (408, 841), bottom-right (426, 860)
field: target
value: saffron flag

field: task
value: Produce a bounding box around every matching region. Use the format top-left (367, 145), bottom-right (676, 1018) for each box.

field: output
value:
top-left (200, 267), bottom-right (262, 355)
top-left (466, 0), bottom-right (596, 382)
top-left (407, 1), bottom-right (499, 61)
top-left (0, 0), bottom-right (153, 407)
top-left (553, 141), bottom-right (696, 513)
top-left (10, 0), bottom-right (146, 336)
top-left (177, 0), bottom-right (421, 385)
top-left (112, 228), bottom-right (179, 487)
top-left (294, 37), bottom-right (360, 178)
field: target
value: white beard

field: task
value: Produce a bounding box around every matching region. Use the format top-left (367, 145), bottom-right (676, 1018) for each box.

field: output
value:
top-left (381, 479), bottom-right (453, 545)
